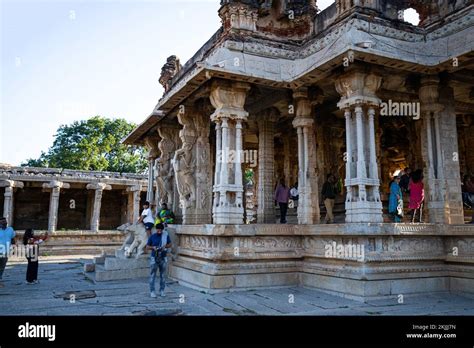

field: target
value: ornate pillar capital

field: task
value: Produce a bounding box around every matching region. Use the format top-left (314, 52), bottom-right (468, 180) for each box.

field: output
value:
top-left (42, 181), bottom-right (70, 190)
top-left (86, 182), bottom-right (111, 191)
top-left (210, 80), bottom-right (250, 123)
top-left (335, 71), bottom-right (382, 109)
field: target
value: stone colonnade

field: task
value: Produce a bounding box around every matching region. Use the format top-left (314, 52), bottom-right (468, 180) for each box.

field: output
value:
top-left (0, 176), bottom-right (147, 232)
top-left (152, 72), bottom-right (464, 225)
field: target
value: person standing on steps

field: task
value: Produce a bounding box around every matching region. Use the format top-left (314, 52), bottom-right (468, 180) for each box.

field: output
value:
top-left (388, 175), bottom-right (403, 223)
top-left (137, 201), bottom-right (155, 237)
top-left (322, 174), bottom-right (337, 224)
top-left (290, 183), bottom-right (299, 211)
top-left (409, 169), bottom-right (425, 223)
top-left (274, 179), bottom-right (290, 224)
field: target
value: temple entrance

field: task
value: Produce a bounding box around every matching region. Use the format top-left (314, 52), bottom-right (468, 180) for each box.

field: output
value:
top-left (379, 116), bottom-right (423, 222)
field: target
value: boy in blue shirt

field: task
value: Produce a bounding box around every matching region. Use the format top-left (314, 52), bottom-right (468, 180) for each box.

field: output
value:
top-left (0, 217), bottom-right (16, 287)
top-left (145, 223), bottom-right (171, 298)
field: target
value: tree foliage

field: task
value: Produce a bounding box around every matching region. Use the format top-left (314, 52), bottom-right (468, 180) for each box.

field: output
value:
top-left (22, 116), bottom-right (147, 173)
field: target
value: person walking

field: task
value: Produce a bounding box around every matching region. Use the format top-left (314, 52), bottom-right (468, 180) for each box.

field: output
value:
top-left (409, 169), bottom-right (425, 223)
top-left (388, 175), bottom-right (403, 222)
top-left (289, 183), bottom-right (299, 210)
top-left (0, 217), bottom-right (15, 288)
top-left (274, 179), bottom-right (290, 224)
top-left (322, 174), bottom-right (337, 224)
top-left (22, 229), bottom-right (48, 284)
top-left (145, 223), bottom-right (171, 298)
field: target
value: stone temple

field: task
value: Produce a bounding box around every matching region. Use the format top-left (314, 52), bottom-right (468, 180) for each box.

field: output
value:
top-left (128, 0), bottom-right (472, 299)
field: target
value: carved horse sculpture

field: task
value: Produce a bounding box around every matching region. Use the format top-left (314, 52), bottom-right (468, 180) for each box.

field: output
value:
top-left (117, 223), bottom-right (149, 259)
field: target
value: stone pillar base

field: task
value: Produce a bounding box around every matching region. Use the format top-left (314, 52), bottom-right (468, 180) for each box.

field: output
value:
top-left (213, 207), bottom-right (245, 224)
top-left (345, 202), bottom-right (383, 223)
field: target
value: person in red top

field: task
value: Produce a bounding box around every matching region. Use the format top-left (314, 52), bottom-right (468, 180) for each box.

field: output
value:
top-left (408, 169), bottom-right (425, 223)
top-left (22, 229), bottom-right (48, 284)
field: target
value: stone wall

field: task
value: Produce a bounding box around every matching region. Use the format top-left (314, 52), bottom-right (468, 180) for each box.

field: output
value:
top-left (57, 188), bottom-right (88, 230)
top-left (169, 223), bottom-right (474, 300)
top-left (14, 187), bottom-right (49, 230)
top-left (100, 189), bottom-right (126, 230)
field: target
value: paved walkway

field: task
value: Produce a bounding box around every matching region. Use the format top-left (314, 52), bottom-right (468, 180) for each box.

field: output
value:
top-left (1, 256), bottom-right (473, 316)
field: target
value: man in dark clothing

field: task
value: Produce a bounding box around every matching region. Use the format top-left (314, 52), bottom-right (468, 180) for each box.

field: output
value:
top-left (145, 223), bottom-right (171, 298)
top-left (322, 174), bottom-right (337, 223)
top-left (399, 168), bottom-right (411, 193)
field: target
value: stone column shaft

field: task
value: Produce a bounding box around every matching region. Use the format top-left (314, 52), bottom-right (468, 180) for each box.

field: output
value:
top-left (257, 111), bottom-right (277, 223)
top-left (335, 70), bottom-right (383, 223)
top-left (210, 80), bottom-right (250, 224)
top-left (42, 181), bottom-right (70, 232)
top-left (87, 183), bottom-right (111, 232)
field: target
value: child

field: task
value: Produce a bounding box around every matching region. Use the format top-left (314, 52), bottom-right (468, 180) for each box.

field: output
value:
top-left (22, 229), bottom-right (48, 284)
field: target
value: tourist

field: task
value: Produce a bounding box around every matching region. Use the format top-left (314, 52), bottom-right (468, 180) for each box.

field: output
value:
top-left (290, 183), bottom-right (299, 209)
top-left (137, 201), bottom-right (155, 236)
top-left (0, 217), bottom-right (15, 288)
top-left (22, 229), bottom-right (48, 284)
top-left (321, 174), bottom-right (337, 224)
top-left (388, 175), bottom-right (403, 222)
top-left (274, 179), bottom-right (290, 223)
top-left (156, 203), bottom-right (175, 226)
top-left (145, 223), bottom-right (171, 298)
top-left (409, 169), bottom-right (425, 223)
top-left (462, 174), bottom-right (474, 209)
top-left (399, 167), bottom-right (411, 194)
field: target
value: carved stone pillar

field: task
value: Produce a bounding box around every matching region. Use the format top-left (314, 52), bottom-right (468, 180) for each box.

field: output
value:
top-left (126, 185), bottom-right (142, 224)
top-left (144, 137), bottom-right (159, 203)
top-left (173, 103), bottom-right (212, 224)
top-left (0, 180), bottom-right (24, 226)
top-left (292, 88), bottom-right (320, 224)
top-left (42, 181), bottom-right (70, 232)
top-left (86, 183), bottom-right (111, 232)
top-left (210, 80), bottom-right (250, 224)
top-left (335, 70), bottom-right (383, 223)
top-left (419, 76), bottom-right (464, 224)
top-left (156, 123), bottom-right (181, 221)
top-left (257, 108), bottom-right (278, 223)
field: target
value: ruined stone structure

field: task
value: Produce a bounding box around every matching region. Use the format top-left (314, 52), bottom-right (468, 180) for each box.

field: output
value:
top-left (124, 0), bottom-right (474, 300)
top-left (0, 165), bottom-right (149, 232)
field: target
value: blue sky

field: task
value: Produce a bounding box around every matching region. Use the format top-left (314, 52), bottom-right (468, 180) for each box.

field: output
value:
top-left (1, 0), bottom-right (417, 166)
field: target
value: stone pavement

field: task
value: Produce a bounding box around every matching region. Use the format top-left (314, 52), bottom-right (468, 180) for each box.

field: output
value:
top-left (1, 256), bottom-right (473, 316)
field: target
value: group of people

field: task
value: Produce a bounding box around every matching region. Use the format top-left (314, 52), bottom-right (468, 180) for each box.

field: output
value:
top-left (388, 168), bottom-right (425, 223)
top-left (273, 174), bottom-right (342, 224)
top-left (137, 201), bottom-right (174, 298)
top-left (0, 217), bottom-right (48, 288)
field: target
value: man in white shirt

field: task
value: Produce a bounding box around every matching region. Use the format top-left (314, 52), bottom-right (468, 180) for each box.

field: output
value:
top-left (137, 201), bottom-right (155, 236)
top-left (290, 183), bottom-right (299, 208)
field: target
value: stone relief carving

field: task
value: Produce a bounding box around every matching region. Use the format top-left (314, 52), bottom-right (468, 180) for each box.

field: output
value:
top-left (159, 55), bottom-right (182, 94)
top-left (173, 110), bottom-right (197, 209)
top-left (157, 127), bottom-right (176, 205)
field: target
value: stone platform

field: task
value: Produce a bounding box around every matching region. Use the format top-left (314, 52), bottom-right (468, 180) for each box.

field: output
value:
top-left (168, 223), bottom-right (474, 301)
top-left (84, 250), bottom-right (150, 282)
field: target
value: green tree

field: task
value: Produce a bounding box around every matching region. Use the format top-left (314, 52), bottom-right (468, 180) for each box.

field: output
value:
top-left (22, 116), bottom-right (147, 173)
